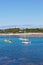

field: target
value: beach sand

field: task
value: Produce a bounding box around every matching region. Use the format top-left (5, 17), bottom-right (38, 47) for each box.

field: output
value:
top-left (0, 33), bottom-right (43, 37)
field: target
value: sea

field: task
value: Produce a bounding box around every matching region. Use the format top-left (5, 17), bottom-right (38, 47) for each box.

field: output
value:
top-left (0, 36), bottom-right (43, 65)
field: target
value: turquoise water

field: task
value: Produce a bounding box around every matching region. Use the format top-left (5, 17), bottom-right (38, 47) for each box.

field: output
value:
top-left (0, 36), bottom-right (43, 65)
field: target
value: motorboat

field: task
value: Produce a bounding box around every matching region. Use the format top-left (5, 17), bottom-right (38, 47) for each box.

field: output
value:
top-left (3, 39), bottom-right (12, 43)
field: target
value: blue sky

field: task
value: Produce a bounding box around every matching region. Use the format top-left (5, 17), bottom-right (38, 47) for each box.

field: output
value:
top-left (0, 0), bottom-right (43, 28)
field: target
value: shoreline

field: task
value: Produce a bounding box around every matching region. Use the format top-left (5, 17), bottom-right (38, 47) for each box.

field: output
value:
top-left (0, 33), bottom-right (43, 37)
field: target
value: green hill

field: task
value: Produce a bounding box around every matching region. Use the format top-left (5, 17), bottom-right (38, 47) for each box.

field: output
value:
top-left (0, 28), bottom-right (43, 33)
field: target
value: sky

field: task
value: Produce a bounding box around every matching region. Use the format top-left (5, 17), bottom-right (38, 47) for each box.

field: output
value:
top-left (0, 0), bottom-right (43, 28)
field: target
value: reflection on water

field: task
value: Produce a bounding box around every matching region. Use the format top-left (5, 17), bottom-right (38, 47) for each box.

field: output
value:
top-left (0, 36), bottom-right (43, 65)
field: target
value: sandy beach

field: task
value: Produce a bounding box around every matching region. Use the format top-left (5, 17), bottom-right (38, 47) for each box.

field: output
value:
top-left (0, 33), bottom-right (43, 37)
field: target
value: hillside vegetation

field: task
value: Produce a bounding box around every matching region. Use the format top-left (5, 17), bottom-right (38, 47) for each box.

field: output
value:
top-left (0, 28), bottom-right (43, 33)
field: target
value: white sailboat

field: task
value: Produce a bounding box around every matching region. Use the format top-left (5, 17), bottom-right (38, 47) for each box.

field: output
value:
top-left (19, 28), bottom-right (31, 44)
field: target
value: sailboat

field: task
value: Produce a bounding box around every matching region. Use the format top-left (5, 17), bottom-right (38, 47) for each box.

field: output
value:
top-left (19, 37), bottom-right (28, 41)
top-left (19, 28), bottom-right (31, 44)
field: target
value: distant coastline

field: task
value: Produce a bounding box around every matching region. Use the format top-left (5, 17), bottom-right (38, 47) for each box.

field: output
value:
top-left (0, 28), bottom-right (43, 33)
top-left (0, 33), bottom-right (43, 37)
top-left (0, 28), bottom-right (43, 37)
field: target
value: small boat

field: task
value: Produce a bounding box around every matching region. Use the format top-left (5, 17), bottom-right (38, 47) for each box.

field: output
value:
top-left (22, 40), bottom-right (31, 44)
top-left (3, 39), bottom-right (12, 43)
top-left (19, 37), bottom-right (31, 44)
top-left (22, 41), bottom-right (29, 44)
top-left (19, 38), bottom-right (28, 41)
